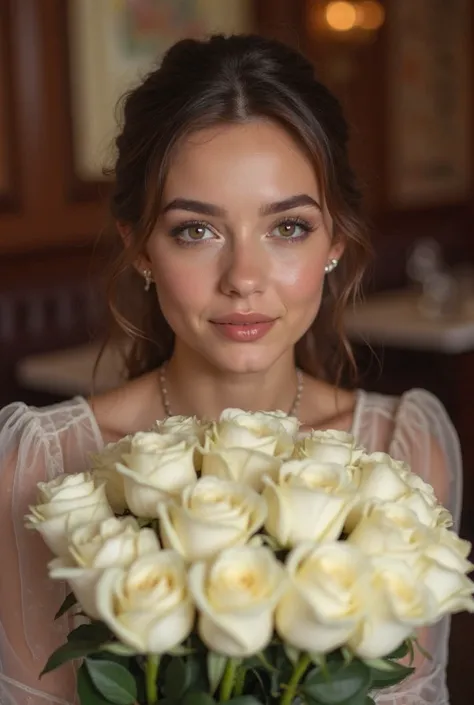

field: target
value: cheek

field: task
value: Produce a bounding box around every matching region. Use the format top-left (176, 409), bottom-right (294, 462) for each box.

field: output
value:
top-left (151, 251), bottom-right (211, 314)
top-left (272, 251), bottom-right (326, 305)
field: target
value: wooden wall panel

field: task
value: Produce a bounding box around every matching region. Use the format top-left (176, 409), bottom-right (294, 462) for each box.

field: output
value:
top-left (0, 0), bottom-right (107, 253)
top-left (0, 0), bottom-right (19, 211)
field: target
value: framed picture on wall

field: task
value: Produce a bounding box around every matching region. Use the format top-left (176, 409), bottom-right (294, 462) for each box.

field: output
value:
top-left (67, 0), bottom-right (253, 181)
top-left (387, 0), bottom-right (471, 207)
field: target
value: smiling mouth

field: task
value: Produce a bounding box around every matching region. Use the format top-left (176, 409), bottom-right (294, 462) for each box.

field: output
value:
top-left (209, 314), bottom-right (277, 325)
top-left (209, 318), bottom-right (277, 342)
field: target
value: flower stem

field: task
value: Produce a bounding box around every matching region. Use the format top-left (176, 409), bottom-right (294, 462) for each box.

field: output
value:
top-left (233, 665), bottom-right (246, 697)
top-left (219, 658), bottom-right (239, 702)
top-left (281, 653), bottom-right (311, 705)
top-left (146, 654), bottom-right (160, 705)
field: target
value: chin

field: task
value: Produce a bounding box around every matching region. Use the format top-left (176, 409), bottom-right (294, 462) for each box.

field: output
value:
top-left (205, 344), bottom-right (285, 376)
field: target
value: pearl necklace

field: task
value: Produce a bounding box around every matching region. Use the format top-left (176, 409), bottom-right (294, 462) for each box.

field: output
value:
top-left (158, 365), bottom-right (304, 419)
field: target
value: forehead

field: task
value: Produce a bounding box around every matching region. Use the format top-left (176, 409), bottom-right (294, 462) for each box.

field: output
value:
top-left (163, 120), bottom-right (321, 205)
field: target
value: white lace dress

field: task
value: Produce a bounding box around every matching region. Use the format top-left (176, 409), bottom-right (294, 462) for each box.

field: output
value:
top-left (0, 388), bottom-right (462, 705)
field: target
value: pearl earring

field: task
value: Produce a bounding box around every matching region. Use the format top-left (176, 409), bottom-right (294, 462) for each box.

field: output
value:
top-left (143, 269), bottom-right (153, 291)
top-left (324, 258), bottom-right (339, 274)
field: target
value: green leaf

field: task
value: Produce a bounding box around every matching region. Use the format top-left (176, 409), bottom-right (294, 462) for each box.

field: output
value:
top-left (182, 692), bottom-right (216, 705)
top-left (368, 660), bottom-right (415, 687)
top-left (85, 658), bottom-right (137, 705)
top-left (164, 657), bottom-right (186, 699)
top-left (163, 657), bottom-right (203, 700)
top-left (68, 622), bottom-right (111, 645)
top-left (207, 652), bottom-right (228, 694)
top-left (385, 641), bottom-right (410, 660)
top-left (101, 643), bottom-right (137, 657)
top-left (226, 698), bottom-right (263, 705)
top-left (77, 664), bottom-right (112, 705)
top-left (55, 592), bottom-right (78, 620)
top-left (364, 658), bottom-right (400, 672)
top-left (168, 644), bottom-right (196, 656)
top-left (40, 641), bottom-right (101, 677)
top-left (302, 660), bottom-right (372, 705)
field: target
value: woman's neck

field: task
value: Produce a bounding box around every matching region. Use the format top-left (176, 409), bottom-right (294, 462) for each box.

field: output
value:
top-left (163, 346), bottom-right (301, 420)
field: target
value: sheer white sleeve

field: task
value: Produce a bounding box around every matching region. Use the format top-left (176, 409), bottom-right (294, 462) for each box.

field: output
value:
top-left (357, 388), bottom-right (463, 705)
top-left (0, 399), bottom-right (103, 705)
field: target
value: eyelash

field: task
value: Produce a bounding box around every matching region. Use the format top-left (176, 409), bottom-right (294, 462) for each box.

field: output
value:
top-left (169, 216), bottom-right (315, 247)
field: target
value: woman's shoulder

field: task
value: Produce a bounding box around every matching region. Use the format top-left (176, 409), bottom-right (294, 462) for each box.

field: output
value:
top-left (357, 387), bottom-right (456, 434)
top-left (357, 387), bottom-right (462, 522)
top-left (0, 396), bottom-right (103, 462)
top-left (0, 396), bottom-right (104, 482)
top-left (0, 396), bottom-right (98, 438)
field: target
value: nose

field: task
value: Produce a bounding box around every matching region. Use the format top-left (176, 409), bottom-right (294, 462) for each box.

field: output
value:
top-left (219, 237), bottom-right (268, 298)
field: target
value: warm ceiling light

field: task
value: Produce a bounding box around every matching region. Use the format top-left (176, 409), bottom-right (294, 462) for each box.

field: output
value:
top-left (357, 0), bottom-right (385, 30)
top-left (324, 1), bottom-right (358, 32)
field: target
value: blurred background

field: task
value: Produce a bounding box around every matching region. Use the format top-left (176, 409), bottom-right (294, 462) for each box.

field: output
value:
top-left (0, 1), bottom-right (473, 699)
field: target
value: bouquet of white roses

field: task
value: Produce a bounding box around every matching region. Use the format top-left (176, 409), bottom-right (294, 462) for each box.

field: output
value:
top-left (26, 409), bottom-right (474, 705)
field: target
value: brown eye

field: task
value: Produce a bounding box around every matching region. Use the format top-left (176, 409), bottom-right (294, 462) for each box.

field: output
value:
top-left (271, 220), bottom-right (309, 240)
top-left (188, 225), bottom-right (207, 240)
top-left (173, 223), bottom-right (215, 243)
top-left (277, 223), bottom-right (297, 237)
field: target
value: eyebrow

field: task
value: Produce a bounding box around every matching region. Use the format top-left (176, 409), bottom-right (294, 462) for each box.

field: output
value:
top-left (162, 194), bottom-right (321, 217)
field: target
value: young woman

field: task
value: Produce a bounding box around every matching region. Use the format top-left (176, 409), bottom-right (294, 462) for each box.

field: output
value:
top-left (0, 34), bottom-right (461, 704)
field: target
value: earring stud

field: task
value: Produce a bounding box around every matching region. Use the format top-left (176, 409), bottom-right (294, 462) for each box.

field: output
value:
top-left (143, 269), bottom-right (153, 291)
top-left (324, 258), bottom-right (339, 274)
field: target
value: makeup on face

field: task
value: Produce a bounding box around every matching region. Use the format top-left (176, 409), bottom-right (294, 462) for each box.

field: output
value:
top-left (145, 120), bottom-right (340, 374)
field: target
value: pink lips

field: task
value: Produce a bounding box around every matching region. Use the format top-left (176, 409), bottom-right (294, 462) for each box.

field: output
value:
top-left (209, 313), bottom-right (277, 342)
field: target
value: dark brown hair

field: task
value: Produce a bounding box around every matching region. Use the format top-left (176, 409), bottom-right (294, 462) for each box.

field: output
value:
top-left (103, 34), bottom-right (372, 385)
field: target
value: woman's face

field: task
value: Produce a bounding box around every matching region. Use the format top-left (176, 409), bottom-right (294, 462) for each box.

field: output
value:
top-left (145, 120), bottom-right (343, 374)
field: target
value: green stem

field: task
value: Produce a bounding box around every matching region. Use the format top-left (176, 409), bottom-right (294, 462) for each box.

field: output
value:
top-left (219, 658), bottom-right (239, 702)
top-left (146, 654), bottom-right (160, 705)
top-left (281, 653), bottom-right (311, 705)
top-left (233, 665), bottom-right (246, 697)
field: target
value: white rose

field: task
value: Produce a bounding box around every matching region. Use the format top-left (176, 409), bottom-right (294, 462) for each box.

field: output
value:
top-left (91, 437), bottom-right (131, 513)
top-left (209, 408), bottom-right (295, 458)
top-left (25, 473), bottom-right (113, 556)
top-left (188, 546), bottom-right (286, 657)
top-left (116, 432), bottom-right (197, 517)
top-left (48, 516), bottom-right (160, 618)
top-left (233, 409), bottom-right (300, 437)
top-left (345, 453), bottom-right (414, 531)
top-left (155, 415), bottom-right (208, 470)
top-left (276, 542), bottom-right (370, 653)
top-left (347, 503), bottom-right (431, 564)
top-left (295, 429), bottom-right (364, 466)
top-left (414, 530), bottom-right (474, 618)
top-left (201, 446), bottom-right (281, 492)
top-left (348, 556), bottom-right (438, 659)
top-left (158, 477), bottom-right (266, 562)
top-left (429, 527), bottom-right (472, 562)
top-left (400, 469), bottom-right (453, 528)
top-left (96, 552), bottom-right (194, 653)
top-left (155, 414), bottom-right (208, 440)
top-left (346, 453), bottom-right (450, 531)
top-left (262, 459), bottom-right (357, 547)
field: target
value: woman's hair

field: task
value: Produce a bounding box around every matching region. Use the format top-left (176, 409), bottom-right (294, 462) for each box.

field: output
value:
top-left (103, 33), bottom-right (372, 385)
